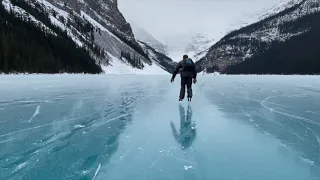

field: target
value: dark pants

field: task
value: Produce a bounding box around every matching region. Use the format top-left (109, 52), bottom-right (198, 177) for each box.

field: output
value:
top-left (180, 77), bottom-right (193, 99)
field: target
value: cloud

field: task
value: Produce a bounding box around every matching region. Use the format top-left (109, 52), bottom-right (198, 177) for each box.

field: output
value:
top-left (118, 0), bottom-right (285, 55)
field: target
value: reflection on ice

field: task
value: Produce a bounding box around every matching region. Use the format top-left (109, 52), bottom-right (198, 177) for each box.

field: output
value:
top-left (171, 104), bottom-right (196, 149)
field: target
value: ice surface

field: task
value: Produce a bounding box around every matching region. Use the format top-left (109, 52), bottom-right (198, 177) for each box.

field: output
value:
top-left (0, 75), bottom-right (320, 180)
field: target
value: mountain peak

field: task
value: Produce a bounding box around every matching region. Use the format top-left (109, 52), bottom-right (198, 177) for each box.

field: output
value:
top-left (130, 22), bottom-right (168, 55)
top-left (258, 0), bottom-right (304, 20)
top-left (197, 0), bottom-right (320, 74)
top-left (184, 33), bottom-right (215, 62)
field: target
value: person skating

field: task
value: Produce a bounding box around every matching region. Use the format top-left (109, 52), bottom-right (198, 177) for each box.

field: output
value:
top-left (171, 55), bottom-right (197, 101)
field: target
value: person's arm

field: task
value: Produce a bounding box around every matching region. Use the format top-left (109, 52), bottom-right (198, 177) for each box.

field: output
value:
top-left (193, 64), bottom-right (197, 79)
top-left (171, 62), bottom-right (181, 80)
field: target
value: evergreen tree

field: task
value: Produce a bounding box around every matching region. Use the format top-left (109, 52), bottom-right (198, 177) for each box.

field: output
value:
top-left (224, 12), bottom-right (320, 75)
top-left (0, 3), bottom-right (102, 74)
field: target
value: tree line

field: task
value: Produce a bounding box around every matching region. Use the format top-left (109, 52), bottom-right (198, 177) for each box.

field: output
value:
top-left (120, 51), bottom-right (144, 69)
top-left (10, 0), bottom-right (106, 60)
top-left (0, 1), bottom-right (102, 74)
top-left (111, 29), bottom-right (151, 65)
top-left (224, 11), bottom-right (320, 75)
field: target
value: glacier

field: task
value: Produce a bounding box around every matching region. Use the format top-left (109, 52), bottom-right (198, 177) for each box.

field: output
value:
top-left (0, 75), bottom-right (320, 180)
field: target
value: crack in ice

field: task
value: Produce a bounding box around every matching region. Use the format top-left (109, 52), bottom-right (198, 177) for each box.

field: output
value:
top-left (261, 98), bottom-right (320, 127)
top-left (167, 155), bottom-right (197, 165)
top-left (149, 155), bottom-right (163, 169)
top-left (0, 137), bottom-right (17, 144)
top-left (0, 113), bottom-right (95, 138)
top-left (92, 163), bottom-right (101, 180)
top-left (29, 105), bottom-right (40, 122)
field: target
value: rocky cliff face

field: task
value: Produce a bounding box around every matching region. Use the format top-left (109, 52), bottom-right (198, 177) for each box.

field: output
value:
top-left (50, 0), bottom-right (134, 41)
top-left (46, 0), bottom-right (146, 58)
top-left (130, 22), bottom-right (168, 55)
top-left (138, 41), bottom-right (177, 73)
top-left (197, 0), bottom-right (320, 73)
top-left (6, 0), bottom-right (176, 73)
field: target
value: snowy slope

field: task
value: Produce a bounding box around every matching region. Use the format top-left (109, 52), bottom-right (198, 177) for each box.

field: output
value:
top-left (31, 0), bottom-right (124, 49)
top-left (258, 0), bottom-right (304, 20)
top-left (2, 0), bottom-right (55, 35)
top-left (185, 33), bottom-right (215, 62)
top-left (165, 33), bottom-right (216, 63)
top-left (130, 22), bottom-right (168, 55)
top-left (20, 0), bottom-right (89, 47)
top-left (197, 0), bottom-right (320, 73)
top-left (102, 53), bottom-right (167, 74)
top-left (2, 0), bottom-right (175, 74)
top-left (137, 41), bottom-right (177, 74)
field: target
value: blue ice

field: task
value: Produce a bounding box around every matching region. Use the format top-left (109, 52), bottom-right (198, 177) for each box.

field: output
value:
top-left (0, 75), bottom-right (320, 180)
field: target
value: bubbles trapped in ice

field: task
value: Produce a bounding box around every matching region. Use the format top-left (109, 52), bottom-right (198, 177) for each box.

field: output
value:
top-left (138, 147), bottom-right (144, 154)
top-left (184, 165), bottom-right (193, 170)
top-left (135, 110), bottom-right (141, 114)
top-left (74, 125), bottom-right (85, 129)
top-left (14, 162), bottom-right (27, 172)
top-left (81, 170), bottom-right (90, 175)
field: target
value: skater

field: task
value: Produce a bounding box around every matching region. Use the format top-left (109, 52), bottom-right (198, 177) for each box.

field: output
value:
top-left (171, 55), bottom-right (197, 101)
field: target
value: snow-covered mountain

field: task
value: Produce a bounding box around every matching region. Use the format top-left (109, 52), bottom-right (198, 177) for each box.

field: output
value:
top-left (138, 41), bottom-right (177, 74)
top-left (130, 22), bottom-right (168, 56)
top-left (197, 0), bottom-right (320, 73)
top-left (1, 0), bottom-right (175, 74)
top-left (184, 33), bottom-right (215, 62)
top-left (258, 0), bottom-right (304, 21)
top-left (101, 40), bottom-right (177, 74)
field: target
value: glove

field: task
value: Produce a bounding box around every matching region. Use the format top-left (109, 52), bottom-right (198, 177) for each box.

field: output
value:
top-left (193, 79), bottom-right (197, 84)
top-left (171, 77), bottom-right (174, 83)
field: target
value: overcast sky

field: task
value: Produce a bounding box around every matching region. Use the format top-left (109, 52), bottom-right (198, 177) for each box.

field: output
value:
top-left (118, 0), bottom-right (285, 57)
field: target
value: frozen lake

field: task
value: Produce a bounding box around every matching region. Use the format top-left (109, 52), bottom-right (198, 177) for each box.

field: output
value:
top-left (0, 75), bottom-right (320, 180)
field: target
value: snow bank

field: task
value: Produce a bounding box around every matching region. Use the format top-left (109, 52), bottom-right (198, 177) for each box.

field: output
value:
top-left (102, 53), bottom-right (167, 75)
